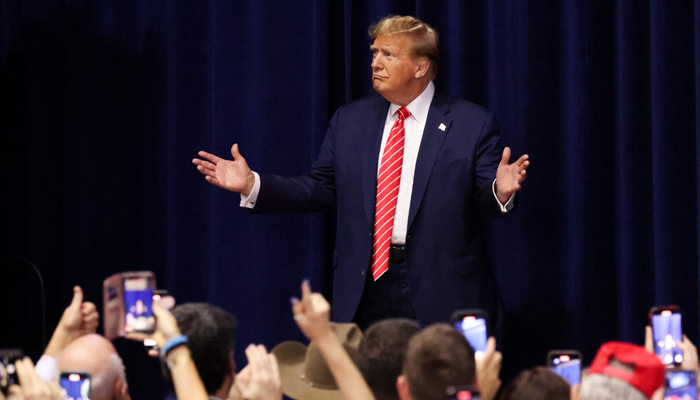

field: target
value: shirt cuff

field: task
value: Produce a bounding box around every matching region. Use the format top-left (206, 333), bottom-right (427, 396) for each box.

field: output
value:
top-left (35, 355), bottom-right (58, 383)
top-left (492, 179), bottom-right (515, 213)
top-left (239, 171), bottom-right (260, 209)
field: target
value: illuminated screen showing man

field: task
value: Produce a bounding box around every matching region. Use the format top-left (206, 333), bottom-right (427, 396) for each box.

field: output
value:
top-left (124, 277), bottom-right (154, 332)
top-left (550, 355), bottom-right (581, 385)
top-left (652, 311), bottom-right (683, 365)
top-left (664, 371), bottom-right (697, 400)
top-left (60, 374), bottom-right (91, 400)
top-left (455, 316), bottom-right (487, 360)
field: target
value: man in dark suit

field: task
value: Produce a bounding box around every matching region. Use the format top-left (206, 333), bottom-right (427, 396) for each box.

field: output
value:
top-left (193, 15), bottom-right (529, 330)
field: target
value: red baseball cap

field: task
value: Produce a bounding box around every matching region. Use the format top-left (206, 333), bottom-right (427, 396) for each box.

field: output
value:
top-left (588, 341), bottom-right (665, 398)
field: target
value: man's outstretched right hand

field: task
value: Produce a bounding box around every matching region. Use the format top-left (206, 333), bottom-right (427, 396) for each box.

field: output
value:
top-left (192, 143), bottom-right (255, 195)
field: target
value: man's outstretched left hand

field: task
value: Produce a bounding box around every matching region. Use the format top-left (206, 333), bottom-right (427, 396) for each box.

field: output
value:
top-left (495, 147), bottom-right (529, 205)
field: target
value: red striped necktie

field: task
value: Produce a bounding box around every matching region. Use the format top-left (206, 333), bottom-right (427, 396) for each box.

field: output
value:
top-left (371, 106), bottom-right (410, 281)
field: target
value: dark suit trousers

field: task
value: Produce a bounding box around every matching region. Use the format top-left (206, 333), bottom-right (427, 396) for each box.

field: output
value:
top-left (352, 253), bottom-right (417, 331)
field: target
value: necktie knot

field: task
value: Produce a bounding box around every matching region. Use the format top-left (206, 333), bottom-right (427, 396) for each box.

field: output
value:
top-left (397, 106), bottom-right (410, 121)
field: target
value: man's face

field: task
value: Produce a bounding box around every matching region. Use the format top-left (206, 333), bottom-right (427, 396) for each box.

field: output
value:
top-left (370, 34), bottom-right (421, 102)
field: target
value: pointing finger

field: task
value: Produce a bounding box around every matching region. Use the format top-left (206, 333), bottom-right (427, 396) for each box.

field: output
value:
top-left (301, 279), bottom-right (311, 300)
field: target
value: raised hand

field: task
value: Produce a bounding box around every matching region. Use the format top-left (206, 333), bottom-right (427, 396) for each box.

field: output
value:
top-left (233, 345), bottom-right (282, 400)
top-left (44, 286), bottom-right (99, 357)
top-left (291, 280), bottom-right (332, 342)
top-left (14, 357), bottom-right (61, 400)
top-left (476, 337), bottom-right (502, 400)
top-left (678, 335), bottom-right (700, 376)
top-left (192, 144), bottom-right (256, 195)
top-left (495, 147), bottom-right (529, 205)
top-left (125, 300), bottom-right (181, 349)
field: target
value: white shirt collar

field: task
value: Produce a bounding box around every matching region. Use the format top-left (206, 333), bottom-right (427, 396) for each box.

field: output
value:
top-left (388, 80), bottom-right (435, 122)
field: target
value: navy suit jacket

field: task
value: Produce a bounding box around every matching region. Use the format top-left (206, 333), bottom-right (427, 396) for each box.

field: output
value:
top-left (254, 91), bottom-right (510, 327)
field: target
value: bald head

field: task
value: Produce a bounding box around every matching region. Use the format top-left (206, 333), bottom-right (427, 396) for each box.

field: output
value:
top-left (57, 334), bottom-right (129, 400)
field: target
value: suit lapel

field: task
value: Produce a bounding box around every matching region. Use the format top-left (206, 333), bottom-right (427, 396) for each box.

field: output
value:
top-left (407, 93), bottom-right (452, 232)
top-left (362, 99), bottom-right (391, 233)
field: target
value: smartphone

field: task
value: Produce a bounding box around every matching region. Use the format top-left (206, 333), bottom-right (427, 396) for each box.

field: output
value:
top-left (664, 370), bottom-right (697, 400)
top-left (103, 271), bottom-right (157, 340)
top-left (59, 371), bottom-right (91, 400)
top-left (547, 350), bottom-right (582, 386)
top-left (446, 385), bottom-right (481, 400)
top-left (650, 306), bottom-right (683, 366)
top-left (450, 309), bottom-right (489, 360)
top-left (0, 349), bottom-right (23, 395)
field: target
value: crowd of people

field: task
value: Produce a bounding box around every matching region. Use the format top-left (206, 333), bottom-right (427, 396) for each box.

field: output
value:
top-left (2, 280), bottom-right (699, 400)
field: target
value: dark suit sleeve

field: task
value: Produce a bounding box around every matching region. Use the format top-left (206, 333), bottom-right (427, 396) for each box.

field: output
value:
top-left (473, 112), bottom-right (518, 218)
top-left (251, 107), bottom-right (340, 214)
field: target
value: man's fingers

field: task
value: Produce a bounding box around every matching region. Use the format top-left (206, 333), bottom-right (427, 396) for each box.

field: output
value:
top-left (7, 385), bottom-right (21, 400)
top-left (197, 165), bottom-right (218, 179)
top-left (682, 335), bottom-right (697, 351)
top-left (205, 176), bottom-right (221, 187)
top-left (514, 154), bottom-right (529, 166)
top-left (485, 337), bottom-right (496, 355)
top-left (251, 345), bottom-right (266, 368)
top-left (268, 353), bottom-right (280, 385)
top-left (645, 326), bottom-right (654, 353)
top-left (15, 358), bottom-right (37, 388)
top-left (517, 160), bottom-right (530, 173)
top-left (245, 344), bottom-right (258, 365)
top-left (69, 286), bottom-right (84, 309)
top-left (301, 279), bottom-right (312, 301)
top-left (198, 151), bottom-right (222, 164)
top-left (231, 144), bottom-right (244, 162)
top-left (500, 147), bottom-right (511, 166)
top-left (193, 159), bottom-right (217, 171)
top-left (81, 302), bottom-right (96, 315)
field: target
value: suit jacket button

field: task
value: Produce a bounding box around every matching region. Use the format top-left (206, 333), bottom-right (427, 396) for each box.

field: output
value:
top-left (361, 270), bottom-right (366, 276)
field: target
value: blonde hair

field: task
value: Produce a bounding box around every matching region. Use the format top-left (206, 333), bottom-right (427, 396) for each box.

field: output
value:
top-left (369, 15), bottom-right (439, 79)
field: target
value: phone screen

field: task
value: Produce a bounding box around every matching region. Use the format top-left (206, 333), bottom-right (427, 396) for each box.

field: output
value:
top-left (446, 385), bottom-right (481, 400)
top-left (665, 370), bottom-right (697, 400)
top-left (0, 350), bottom-right (23, 395)
top-left (652, 310), bottom-right (683, 365)
top-left (549, 354), bottom-right (581, 385)
top-left (60, 373), bottom-right (91, 400)
top-left (124, 276), bottom-right (155, 333)
top-left (454, 316), bottom-right (488, 360)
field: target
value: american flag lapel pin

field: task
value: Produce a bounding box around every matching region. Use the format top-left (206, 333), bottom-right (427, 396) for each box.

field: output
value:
top-left (439, 123), bottom-right (446, 131)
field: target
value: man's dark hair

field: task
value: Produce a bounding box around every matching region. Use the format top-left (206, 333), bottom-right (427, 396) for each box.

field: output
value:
top-left (403, 323), bottom-right (476, 400)
top-left (498, 367), bottom-right (570, 400)
top-left (357, 319), bottom-right (421, 400)
top-left (170, 303), bottom-right (237, 394)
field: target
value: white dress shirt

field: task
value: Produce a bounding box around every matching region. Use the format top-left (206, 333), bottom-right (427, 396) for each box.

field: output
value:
top-left (241, 80), bottom-right (514, 243)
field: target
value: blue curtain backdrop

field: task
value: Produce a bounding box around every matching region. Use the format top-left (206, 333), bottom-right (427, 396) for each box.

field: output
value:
top-left (2, 0), bottom-right (700, 395)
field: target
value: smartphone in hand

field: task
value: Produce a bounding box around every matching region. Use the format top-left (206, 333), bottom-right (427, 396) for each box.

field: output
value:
top-left (547, 350), bottom-right (582, 385)
top-left (103, 271), bottom-right (157, 340)
top-left (60, 371), bottom-right (91, 400)
top-left (450, 309), bottom-right (489, 361)
top-left (0, 349), bottom-right (23, 395)
top-left (446, 385), bottom-right (481, 400)
top-left (650, 305), bottom-right (683, 366)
